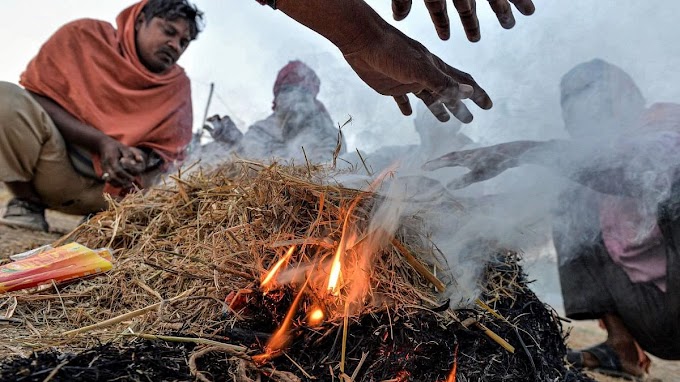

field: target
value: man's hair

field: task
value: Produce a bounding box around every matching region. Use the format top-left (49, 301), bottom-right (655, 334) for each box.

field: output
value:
top-left (141, 0), bottom-right (204, 40)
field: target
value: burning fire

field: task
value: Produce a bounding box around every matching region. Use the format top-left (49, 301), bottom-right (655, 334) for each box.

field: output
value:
top-left (445, 344), bottom-right (459, 382)
top-left (327, 245), bottom-right (343, 294)
top-left (254, 166), bottom-right (400, 363)
top-left (260, 245), bottom-right (296, 292)
top-left (253, 278), bottom-right (310, 364)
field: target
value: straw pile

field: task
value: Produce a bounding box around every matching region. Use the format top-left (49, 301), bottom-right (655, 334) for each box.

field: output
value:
top-left (0, 162), bottom-right (591, 381)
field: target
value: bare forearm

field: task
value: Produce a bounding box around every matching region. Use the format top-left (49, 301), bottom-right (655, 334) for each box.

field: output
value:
top-left (276, 0), bottom-right (386, 52)
top-left (28, 92), bottom-right (112, 151)
top-left (519, 140), bottom-right (642, 197)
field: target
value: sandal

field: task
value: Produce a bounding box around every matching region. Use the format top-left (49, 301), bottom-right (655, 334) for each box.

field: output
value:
top-left (567, 343), bottom-right (643, 381)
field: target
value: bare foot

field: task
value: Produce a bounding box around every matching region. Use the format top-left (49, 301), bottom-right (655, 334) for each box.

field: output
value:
top-left (581, 314), bottom-right (645, 377)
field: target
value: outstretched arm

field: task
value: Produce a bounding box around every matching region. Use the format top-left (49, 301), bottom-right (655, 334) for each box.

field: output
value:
top-left (424, 138), bottom-right (680, 199)
top-left (268, 0), bottom-right (493, 123)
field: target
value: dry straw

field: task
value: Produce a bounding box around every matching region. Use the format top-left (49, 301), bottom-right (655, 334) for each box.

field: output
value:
top-left (1, 161), bottom-right (450, 360)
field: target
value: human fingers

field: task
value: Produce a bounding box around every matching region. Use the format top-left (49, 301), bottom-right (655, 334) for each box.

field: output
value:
top-left (487, 0), bottom-right (516, 29)
top-left (415, 90), bottom-right (451, 122)
top-left (443, 98), bottom-right (474, 123)
top-left (422, 151), bottom-right (467, 171)
top-left (104, 158), bottom-right (135, 187)
top-left (120, 157), bottom-right (146, 175)
top-left (417, 85), bottom-right (473, 123)
top-left (509, 0), bottom-right (535, 15)
top-left (419, 67), bottom-right (481, 123)
top-left (424, 0), bottom-right (451, 40)
top-left (119, 148), bottom-right (146, 174)
top-left (424, 53), bottom-right (491, 110)
top-left (452, 0), bottom-right (480, 42)
top-left (393, 95), bottom-right (413, 116)
top-left (420, 63), bottom-right (474, 101)
top-left (430, 73), bottom-right (478, 113)
top-left (121, 147), bottom-right (146, 165)
top-left (392, 0), bottom-right (413, 21)
top-left (440, 62), bottom-right (493, 110)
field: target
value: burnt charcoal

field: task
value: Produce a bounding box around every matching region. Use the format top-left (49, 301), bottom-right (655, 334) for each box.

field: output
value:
top-left (0, 341), bottom-right (194, 382)
top-left (0, 254), bottom-right (593, 382)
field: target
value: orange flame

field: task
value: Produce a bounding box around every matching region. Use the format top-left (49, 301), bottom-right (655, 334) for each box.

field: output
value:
top-left (326, 197), bottom-right (363, 294)
top-left (307, 307), bottom-right (324, 326)
top-left (261, 246), bottom-right (296, 292)
top-left (327, 164), bottom-right (397, 297)
top-left (257, 164), bottom-right (402, 367)
top-left (327, 245), bottom-right (344, 294)
top-left (253, 278), bottom-right (310, 364)
top-left (445, 344), bottom-right (459, 382)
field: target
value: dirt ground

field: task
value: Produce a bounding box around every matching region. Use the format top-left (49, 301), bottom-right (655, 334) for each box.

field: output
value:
top-left (1, 186), bottom-right (678, 381)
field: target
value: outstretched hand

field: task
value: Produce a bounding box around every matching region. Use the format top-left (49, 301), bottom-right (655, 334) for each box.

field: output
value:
top-left (274, 0), bottom-right (493, 121)
top-left (393, 0), bottom-right (535, 42)
top-left (422, 141), bottom-right (536, 189)
top-left (342, 31), bottom-right (492, 123)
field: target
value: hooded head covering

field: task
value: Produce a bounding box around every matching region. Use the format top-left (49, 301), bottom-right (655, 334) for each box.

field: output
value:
top-left (560, 59), bottom-right (645, 138)
top-left (273, 60), bottom-right (321, 97)
top-left (20, 0), bottom-right (193, 194)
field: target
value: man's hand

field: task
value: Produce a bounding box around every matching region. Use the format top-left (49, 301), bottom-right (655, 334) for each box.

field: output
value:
top-left (422, 141), bottom-right (537, 189)
top-left (98, 138), bottom-right (147, 188)
top-left (393, 0), bottom-right (535, 42)
top-left (342, 31), bottom-right (492, 123)
top-left (275, 0), bottom-right (492, 122)
top-left (206, 115), bottom-right (243, 145)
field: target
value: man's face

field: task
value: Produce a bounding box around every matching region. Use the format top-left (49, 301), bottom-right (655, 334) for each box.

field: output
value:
top-left (135, 15), bottom-right (192, 74)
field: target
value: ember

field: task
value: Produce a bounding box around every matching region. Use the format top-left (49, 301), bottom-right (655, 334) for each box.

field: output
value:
top-left (307, 307), bottom-right (324, 326)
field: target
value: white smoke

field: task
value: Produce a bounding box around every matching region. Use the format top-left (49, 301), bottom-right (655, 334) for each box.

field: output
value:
top-left (338, 58), bottom-right (680, 310)
top-left (3, 0), bottom-right (679, 310)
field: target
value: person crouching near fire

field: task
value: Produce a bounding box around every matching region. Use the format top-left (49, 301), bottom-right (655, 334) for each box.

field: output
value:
top-left (423, 59), bottom-right (680, 380)
top-left (238, 60), bottom-right (345, 164)
top-left (0, 0), bottom-right (203, 232)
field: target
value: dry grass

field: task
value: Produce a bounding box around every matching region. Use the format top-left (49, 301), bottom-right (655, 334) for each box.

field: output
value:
top-left (1, 162), bottom-right (448, 362)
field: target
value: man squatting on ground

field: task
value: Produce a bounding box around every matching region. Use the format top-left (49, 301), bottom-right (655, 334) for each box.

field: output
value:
top-left (0, 0), bottom-right (203, 232)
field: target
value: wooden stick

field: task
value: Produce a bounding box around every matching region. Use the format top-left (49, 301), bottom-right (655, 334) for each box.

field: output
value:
top-left (475, 299), bottom-right (506, 321)
top-left (42, 358), bottom-right (70, 382)
top-left (350, 352), bottom-right (369, 381)
top-left (475, 322), bottom-right (515, 353)
top-left (270, 238), bottom-right (334, 249)
top-left (283, 352), bottom-right (314, 380)
top-left (123, 333), bottom-right (246, 354)
top-left (199, 82), bottom-right (215, 137)
top-left (63, 288), bottom-right (195, 336)
top-left (340, 300), bottom-right (350, 374)
top-left (460, 318), bottom-right (515, 354)
top-left (391, 239), bottom-right (446, 292)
